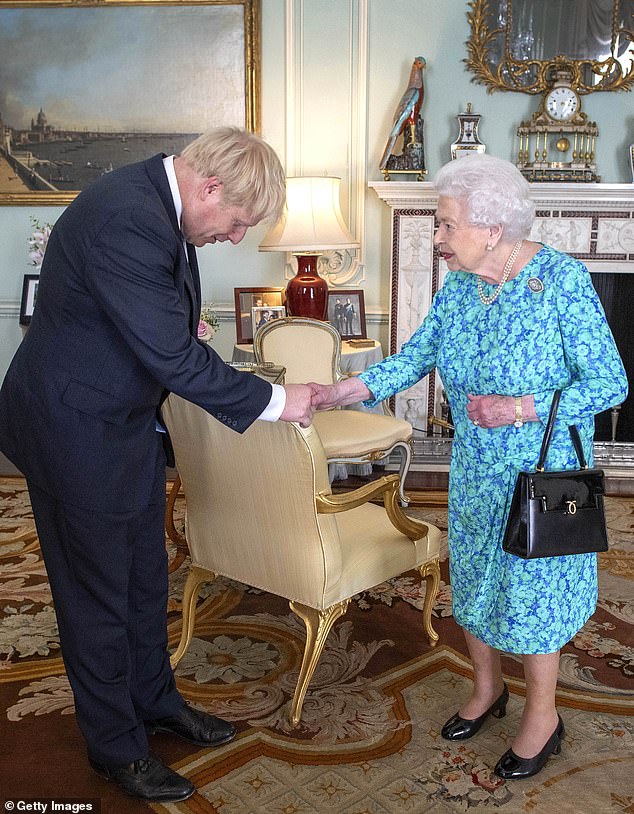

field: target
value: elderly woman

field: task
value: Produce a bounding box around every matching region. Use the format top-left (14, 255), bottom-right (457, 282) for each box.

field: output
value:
top-left (311, 154), bottom-right (627, 780)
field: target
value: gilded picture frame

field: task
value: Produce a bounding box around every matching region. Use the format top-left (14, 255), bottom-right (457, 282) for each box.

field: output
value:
top-left (0, 0), bottom-right (261, 206)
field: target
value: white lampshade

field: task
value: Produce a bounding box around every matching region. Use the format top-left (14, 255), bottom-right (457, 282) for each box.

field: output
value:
top-left (259, 176), bottom-right (359, 253)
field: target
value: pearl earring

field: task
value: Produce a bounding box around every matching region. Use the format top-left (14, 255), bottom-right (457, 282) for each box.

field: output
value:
top-left (486, 244), bottom-right (493, 252)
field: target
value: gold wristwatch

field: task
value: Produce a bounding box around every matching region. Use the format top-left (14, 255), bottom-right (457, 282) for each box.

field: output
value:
top-left (514, 396), bottom-right (524, 428)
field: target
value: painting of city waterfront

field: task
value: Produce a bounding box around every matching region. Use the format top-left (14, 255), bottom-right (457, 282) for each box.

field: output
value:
top-left (0, 0), bottom-right (260, 204)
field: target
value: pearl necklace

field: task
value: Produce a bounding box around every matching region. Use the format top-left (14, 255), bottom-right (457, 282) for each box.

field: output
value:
top-left (477, 240), bottom-right (523, 306)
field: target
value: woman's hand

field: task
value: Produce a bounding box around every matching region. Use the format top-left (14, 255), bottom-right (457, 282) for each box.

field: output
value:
top-left (466, 393), bottom-right (537, 428)
top-left (309, 377), bottom-right (372, 410)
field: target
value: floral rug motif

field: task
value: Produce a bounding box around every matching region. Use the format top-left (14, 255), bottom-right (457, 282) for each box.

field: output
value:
top-left (0, 476), bottom-right (633, 814)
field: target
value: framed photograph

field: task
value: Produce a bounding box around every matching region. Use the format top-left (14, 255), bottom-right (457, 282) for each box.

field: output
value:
top-left (0, 0), bottom-right (260, 206)
top-left (234, 287), bottom-right (286, 344)
top-left (19, 274), bottom-right (40, 326)
top-left (327, 289), bottom-right (366, 339)
top-left (252, 305), bottom-right (286, 337)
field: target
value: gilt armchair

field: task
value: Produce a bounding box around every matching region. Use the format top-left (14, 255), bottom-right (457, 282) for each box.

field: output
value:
top-left (161, 393), bottom-right (441, 726)
top-left (253, 317), bottom-right (413, 504)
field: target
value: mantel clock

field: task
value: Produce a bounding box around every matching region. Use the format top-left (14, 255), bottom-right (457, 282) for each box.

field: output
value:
top-left (517, 65), bottom-right (599, 182)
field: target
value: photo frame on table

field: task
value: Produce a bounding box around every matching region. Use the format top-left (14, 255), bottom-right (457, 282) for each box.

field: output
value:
top-left (252, 305), bottom-right (286, 337)
top-left (327, 289), bottom-right (366, 339)
top-left (0, 0), bottom-right (260, 206)
top-left (19, 274), bottom-right (40, 325)
top-left (234, 287), bottom-right (286, 344)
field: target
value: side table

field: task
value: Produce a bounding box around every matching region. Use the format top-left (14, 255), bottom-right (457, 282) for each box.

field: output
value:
top-left (232, 339), bottom-right (383, 376)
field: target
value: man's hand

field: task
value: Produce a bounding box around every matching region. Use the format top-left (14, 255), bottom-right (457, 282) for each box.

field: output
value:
top-left (279, 384), bottom-right (315, 427)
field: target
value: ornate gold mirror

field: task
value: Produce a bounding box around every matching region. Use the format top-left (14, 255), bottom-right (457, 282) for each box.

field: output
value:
top-left (466, 0), bottom-right (634, 94)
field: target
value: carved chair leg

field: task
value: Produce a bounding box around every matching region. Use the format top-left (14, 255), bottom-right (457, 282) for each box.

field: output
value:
top-left (417, 559), bottom-right (440, 647)
top-left (166, 475), bottom-right (190, 575)
top-left (170, 564), bottom-right (216, 669)
top-left (288, 599), bottom-right (350, 727)
top-left (396, 441), bottom-right (412, 507)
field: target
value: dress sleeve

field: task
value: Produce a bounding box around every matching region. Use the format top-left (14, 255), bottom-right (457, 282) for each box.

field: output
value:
top-left (358, 288), bottom-right (444, 407)
top-left (532, 257), bottom-right (628, 424)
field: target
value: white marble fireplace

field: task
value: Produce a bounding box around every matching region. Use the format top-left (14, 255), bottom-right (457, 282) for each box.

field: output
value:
top-left (370, 181), bottom-right (634, 475)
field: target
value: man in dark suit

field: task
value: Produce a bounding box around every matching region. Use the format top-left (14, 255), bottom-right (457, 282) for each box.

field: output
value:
top-left (0, 127), bottom-right (313, 802)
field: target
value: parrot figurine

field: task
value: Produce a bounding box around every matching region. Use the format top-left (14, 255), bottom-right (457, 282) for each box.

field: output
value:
top-left (380, 56), bottom-right (426, 171)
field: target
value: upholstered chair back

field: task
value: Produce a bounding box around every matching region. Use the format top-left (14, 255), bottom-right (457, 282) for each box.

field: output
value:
top-left (253, 317), bottom-right (342, 385)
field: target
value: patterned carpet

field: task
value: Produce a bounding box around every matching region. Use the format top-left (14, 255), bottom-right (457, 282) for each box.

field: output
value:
top-left (0, 476), bottom-right (633, 814)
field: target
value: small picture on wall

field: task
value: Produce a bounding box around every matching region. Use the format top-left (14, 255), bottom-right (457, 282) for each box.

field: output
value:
top-left (327, 289), bottom-right (366, 339)
top-left (19, 274), bottom-right (40, 325)
top-left (252, 305), bottom-right (286, 337)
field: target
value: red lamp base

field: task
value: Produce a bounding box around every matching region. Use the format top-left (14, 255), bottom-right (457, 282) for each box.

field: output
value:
top-left (286, 254), bottom-right (328, 320)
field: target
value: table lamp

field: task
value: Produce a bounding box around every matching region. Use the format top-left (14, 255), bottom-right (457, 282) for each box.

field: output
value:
top-left (258, 176), bottom-right (359, 320)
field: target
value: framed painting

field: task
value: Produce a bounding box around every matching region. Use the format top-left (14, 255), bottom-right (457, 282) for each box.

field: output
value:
top-left (19, 273), bottom-right (39, 325)
top-left (0, 0), bottom-right (260, 206)
top-left (234, 287), bottom-right (286, 344)
top-left (327, 289), bottom-right (367, 340)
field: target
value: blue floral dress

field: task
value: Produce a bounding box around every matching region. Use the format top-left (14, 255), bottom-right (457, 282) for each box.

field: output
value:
top-left (360, 245), bottom-right (628, 654)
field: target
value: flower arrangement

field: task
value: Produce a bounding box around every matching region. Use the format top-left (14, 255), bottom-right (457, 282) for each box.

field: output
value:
top-left (198, 303), bottom-right (220, 342)
top-left (28, 217), bottom-right (53, 269)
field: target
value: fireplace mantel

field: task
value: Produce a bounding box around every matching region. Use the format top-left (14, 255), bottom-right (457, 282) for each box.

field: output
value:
top-left (370, 180), bottom-right (634, 478)
top-left (371, 181), bottom-right (634, 208)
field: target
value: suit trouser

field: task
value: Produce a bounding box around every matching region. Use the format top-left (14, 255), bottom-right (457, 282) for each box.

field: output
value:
top-left (26, 443), bottom-right (184, 764)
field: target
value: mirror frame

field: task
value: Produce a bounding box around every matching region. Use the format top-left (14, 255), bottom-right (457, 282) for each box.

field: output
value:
top-left (465, 0), bottom-right (634, 94)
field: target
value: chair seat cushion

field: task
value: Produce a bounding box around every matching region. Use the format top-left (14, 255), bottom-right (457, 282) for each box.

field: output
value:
top-left (313, 410), bottom-right (412, 458)
top-left (323, 502), bottom-right (441, 606)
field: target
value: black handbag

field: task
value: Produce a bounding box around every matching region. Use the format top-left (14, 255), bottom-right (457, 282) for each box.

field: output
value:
top-left (502, 390), bottom-right (608, 559)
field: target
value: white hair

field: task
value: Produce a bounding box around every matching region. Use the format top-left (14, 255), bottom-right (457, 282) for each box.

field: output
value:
top-left (434, 154), bottom-right (535, 241)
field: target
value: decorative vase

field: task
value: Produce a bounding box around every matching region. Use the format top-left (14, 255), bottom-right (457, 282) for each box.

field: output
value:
top-left (285, 254), bottom-right (328, 320)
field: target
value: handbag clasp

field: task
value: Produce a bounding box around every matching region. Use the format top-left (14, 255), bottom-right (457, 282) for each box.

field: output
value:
top-left (565, 500), bottom-right (577, 515)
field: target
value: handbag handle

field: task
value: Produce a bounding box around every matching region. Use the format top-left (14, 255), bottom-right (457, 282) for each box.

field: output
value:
top-left (568, 424), bottom-right (588, 468)
top-left (536, 389), bottom-right (587, 471)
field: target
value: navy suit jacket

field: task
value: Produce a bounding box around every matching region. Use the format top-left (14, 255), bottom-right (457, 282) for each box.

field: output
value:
top-left (0, 155), bottom-right (271, 512)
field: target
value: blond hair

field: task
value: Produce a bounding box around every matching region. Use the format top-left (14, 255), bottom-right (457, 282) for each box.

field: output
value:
top-left (181, 127), bottom-right (285, 224)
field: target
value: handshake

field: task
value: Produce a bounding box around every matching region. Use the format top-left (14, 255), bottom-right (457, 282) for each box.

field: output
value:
top-left (280, 378), bottom-right (372, 428)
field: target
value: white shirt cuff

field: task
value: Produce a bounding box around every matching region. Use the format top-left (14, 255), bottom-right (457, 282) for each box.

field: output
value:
top-left (258, 383), bottom-right (286, 422)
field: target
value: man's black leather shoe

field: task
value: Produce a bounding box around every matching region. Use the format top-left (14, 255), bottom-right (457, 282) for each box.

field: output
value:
top-left (89, 755), bottom-right (195, 802)
top-left (146, 704), bottom-right (237, 747)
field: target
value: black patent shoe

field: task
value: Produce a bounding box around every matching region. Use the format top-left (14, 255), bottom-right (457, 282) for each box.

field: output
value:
top-left (441, 684), bottom-right (509, 741)
top-left (494, 715), bottom-right (565, 780)
top-left (89, 755), bottom-right (195, 802)
top-left (146, 703), bottom-right (236, 747)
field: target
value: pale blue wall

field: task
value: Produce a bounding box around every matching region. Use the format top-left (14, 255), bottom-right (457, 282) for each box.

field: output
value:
top-left (1, 0), bottom-right (632, 375)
